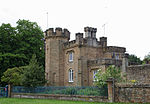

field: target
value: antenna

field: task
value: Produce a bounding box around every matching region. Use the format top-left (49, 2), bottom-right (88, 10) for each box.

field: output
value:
top-left (46, 12), bottom-right (48, 28)
top-left (102, 23), bottom-right (106, 36)
top-left (102, 0), bottom-right (109, 36)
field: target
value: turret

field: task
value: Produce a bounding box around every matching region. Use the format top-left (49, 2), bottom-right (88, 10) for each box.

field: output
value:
top-left (91, 28), bottom-right (97, 38)
top-left (100, 37), bottom-right (107, 47)
top-left (84, 27), bottom-right (97, 38)
top-left (45, 27), bottom-right (70, 40)
top-left (45, 27), bottom-right (70, 86)
top-left (75, 33), bottom-right (83, 44)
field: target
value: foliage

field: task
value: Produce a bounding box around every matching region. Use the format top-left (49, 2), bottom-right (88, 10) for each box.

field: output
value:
top-left (143, 52), bottom-right (150, 64)
top-left (15, 19), bottom-right (45, 66)
top-left (128, 54), bottom-right (142, 65)
top-left (0, 20), bottom-right (45, 86)
top-left (0, 53), bottom-right (27, 86)
top-left (1, 66), bottom-right (27, 86)
top-left (22, 54), bottom-right (46, 87)
top-left (94, 65), bottom-right (122, 88)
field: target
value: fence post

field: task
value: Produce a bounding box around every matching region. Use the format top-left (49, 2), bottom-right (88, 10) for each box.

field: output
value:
top-left (106, 77), bottom-right (115, 102)
top-left (8, 84), bottom-right (12, 97)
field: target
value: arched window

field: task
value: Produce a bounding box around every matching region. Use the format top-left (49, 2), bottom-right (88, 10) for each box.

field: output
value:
top-left (93, 70), bottom-right (98, 81)
top-left (69, 69), bottom-right (73, 82)
top-left (69, 52), bottom-right (73, 62)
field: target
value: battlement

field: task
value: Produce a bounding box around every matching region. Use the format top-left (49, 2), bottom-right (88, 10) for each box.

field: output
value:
top-left (84, 27), bottom-right (97, 38)
top-left (107, 46), bottom-right (126, 53)
top-left (45, 27), bottom-right (70, 39)
top-left (100, 37), bottom-right (107, 47)
top-left (88, 58), bottom-right (122, 67)
top-left (63, 40), bottom-right (77, 49)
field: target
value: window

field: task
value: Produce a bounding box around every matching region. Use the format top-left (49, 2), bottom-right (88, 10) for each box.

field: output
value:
top-left (115, 54), bottom-right (119, 60)
top-left (93, 70), bottom-right (98, 81)
top-left (69, 69), bottom-right (73, 82)
top-left (69, 52), bottom-right (73, 62)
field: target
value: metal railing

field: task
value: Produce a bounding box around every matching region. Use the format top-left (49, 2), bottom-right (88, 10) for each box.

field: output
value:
top-left (12, 86), bottom-right (108, 96)
top-left (0, 85), bottom-right (8, 98)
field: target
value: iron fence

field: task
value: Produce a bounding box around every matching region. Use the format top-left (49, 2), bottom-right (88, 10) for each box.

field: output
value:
top-left (12, 85), bottom-right (108, 96)
top-left (0, 85), bottom-right (8, 98)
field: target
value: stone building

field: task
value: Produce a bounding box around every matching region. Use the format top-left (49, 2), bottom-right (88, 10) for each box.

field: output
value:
top-left (45, 27), bottom-right (126, 86)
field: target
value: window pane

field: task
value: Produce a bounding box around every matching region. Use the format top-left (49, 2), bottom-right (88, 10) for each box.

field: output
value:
top-left (69, 52), bottom-right (73, 62)
top-left (69, 69), bottom-right (73, 82)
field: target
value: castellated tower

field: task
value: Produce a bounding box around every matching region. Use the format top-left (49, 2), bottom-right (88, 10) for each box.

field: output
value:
top-left (45, 28), bottom-right (70, 86)
top-left (45, 26), bottom-right (126, 87)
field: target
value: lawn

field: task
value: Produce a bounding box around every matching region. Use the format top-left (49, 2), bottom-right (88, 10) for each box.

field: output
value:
top-left (0, 98), bottom-right (142, 104)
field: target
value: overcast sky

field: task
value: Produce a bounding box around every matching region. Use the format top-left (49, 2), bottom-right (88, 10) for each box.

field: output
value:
top-left (0, 0), bottom-right (150, 59)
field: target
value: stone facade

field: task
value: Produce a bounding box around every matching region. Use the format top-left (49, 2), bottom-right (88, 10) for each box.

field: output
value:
top-left (45, 27), bottom-right (126, 86)
top-left (126, 64), bottom-right (150, 84)
top-left (115, 83), bottom-right (150, 103)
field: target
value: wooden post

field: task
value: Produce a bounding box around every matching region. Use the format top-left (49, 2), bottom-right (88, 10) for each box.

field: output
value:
top-left (106, 77), bottom-right (114, 102)
top-left (8, 84), bottom-right (12, 97)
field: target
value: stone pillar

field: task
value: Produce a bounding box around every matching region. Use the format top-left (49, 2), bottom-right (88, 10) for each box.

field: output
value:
top-left (122, 53), bottom-right (129, 73)
top-left (106, 78), bottom-right (115, 102)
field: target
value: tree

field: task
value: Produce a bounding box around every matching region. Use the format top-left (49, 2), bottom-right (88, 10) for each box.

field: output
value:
top-left (94, 65), bottom-right (123, 88)
top-left (1, 66), bottom-right (26, 86)
top-left (0, 53), bottom-right (27, 85)
top-left (15, 19), bottom-right (45, 66)
top-left (0, 23), bottom-right (27, 86)
top-left (0, 23), bottom-right (16, 54)
top-left (22, 54), bottom-right (46, 87)
top-left (143, 52), bottom-right (150, 64)
top-left (0, 20), bottom-right (45, 86)
top-left (128, 54), bottom-right (142, 65)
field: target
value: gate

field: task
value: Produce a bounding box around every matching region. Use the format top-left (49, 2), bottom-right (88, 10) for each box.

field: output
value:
top-left (0, 85), bottom-right (8, 98)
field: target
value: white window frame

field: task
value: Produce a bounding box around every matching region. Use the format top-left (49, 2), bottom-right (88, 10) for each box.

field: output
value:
top-left (93, 70), bottom-right (98, 81)
top-left (69, 52), bottom-right (73, 62)
top-left (69, 69), bottom-right (73, 82)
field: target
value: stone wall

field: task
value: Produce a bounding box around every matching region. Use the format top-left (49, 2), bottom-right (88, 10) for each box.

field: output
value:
top-left (115, 83), bottom-right (150, 103)
top-left (126, 64), bottom-right (150, 83)
top-left (11, 93), bottom-right (108, 102)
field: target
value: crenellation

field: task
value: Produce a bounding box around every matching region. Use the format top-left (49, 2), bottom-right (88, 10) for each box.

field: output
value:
top-left (45, 27), bottom-right (70, 39)
top-left (84, 27), bottom-right (97, 38)
top-left (55, 27), bottom-right (62, 36)
top-left (88, 58), bottom-right (122, 67)
top-left (100, 37), bottom-right (107, 47)
top-left (63, 40), bottom-right (77, 49)
top-left (76, 33), bottom-right (83, 44)
top-left (45, 28), bottom-right (54, 36)
top-left (63, 28), bottom-right (70, 35)
top-left (91, 28), bottom-right (97, 38)
top-left (107, 46), bottom-right (126, 53)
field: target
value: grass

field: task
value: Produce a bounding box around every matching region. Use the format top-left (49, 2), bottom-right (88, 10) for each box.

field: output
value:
top-left (0, 98), bottom-right (143, 104)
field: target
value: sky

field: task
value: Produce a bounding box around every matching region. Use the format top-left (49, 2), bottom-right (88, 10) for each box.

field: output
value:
top-left (0, 0), bottom-right (150, 59)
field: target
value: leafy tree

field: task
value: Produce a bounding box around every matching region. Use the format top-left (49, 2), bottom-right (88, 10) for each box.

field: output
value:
top-left (0, 20), bottom-right (45, 86)
top-left (0, 23), bottom-right (27, 86)
top-left (0, 23), bottom-right (16, 54)
top-left (1, 66), bottom-right (27, 86)
top-left (143, 52), bottom-right (150, 64)
top-left (128, 54), bottom-right (142, 65)
top-left (94, 65), bottom-right (123, 88)
top-left (15, 19), bottom-right (45, 66)
top-left (0, 53), bottom-right (27, 85)
top-left (22, 54), bottom-right (46, 87)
